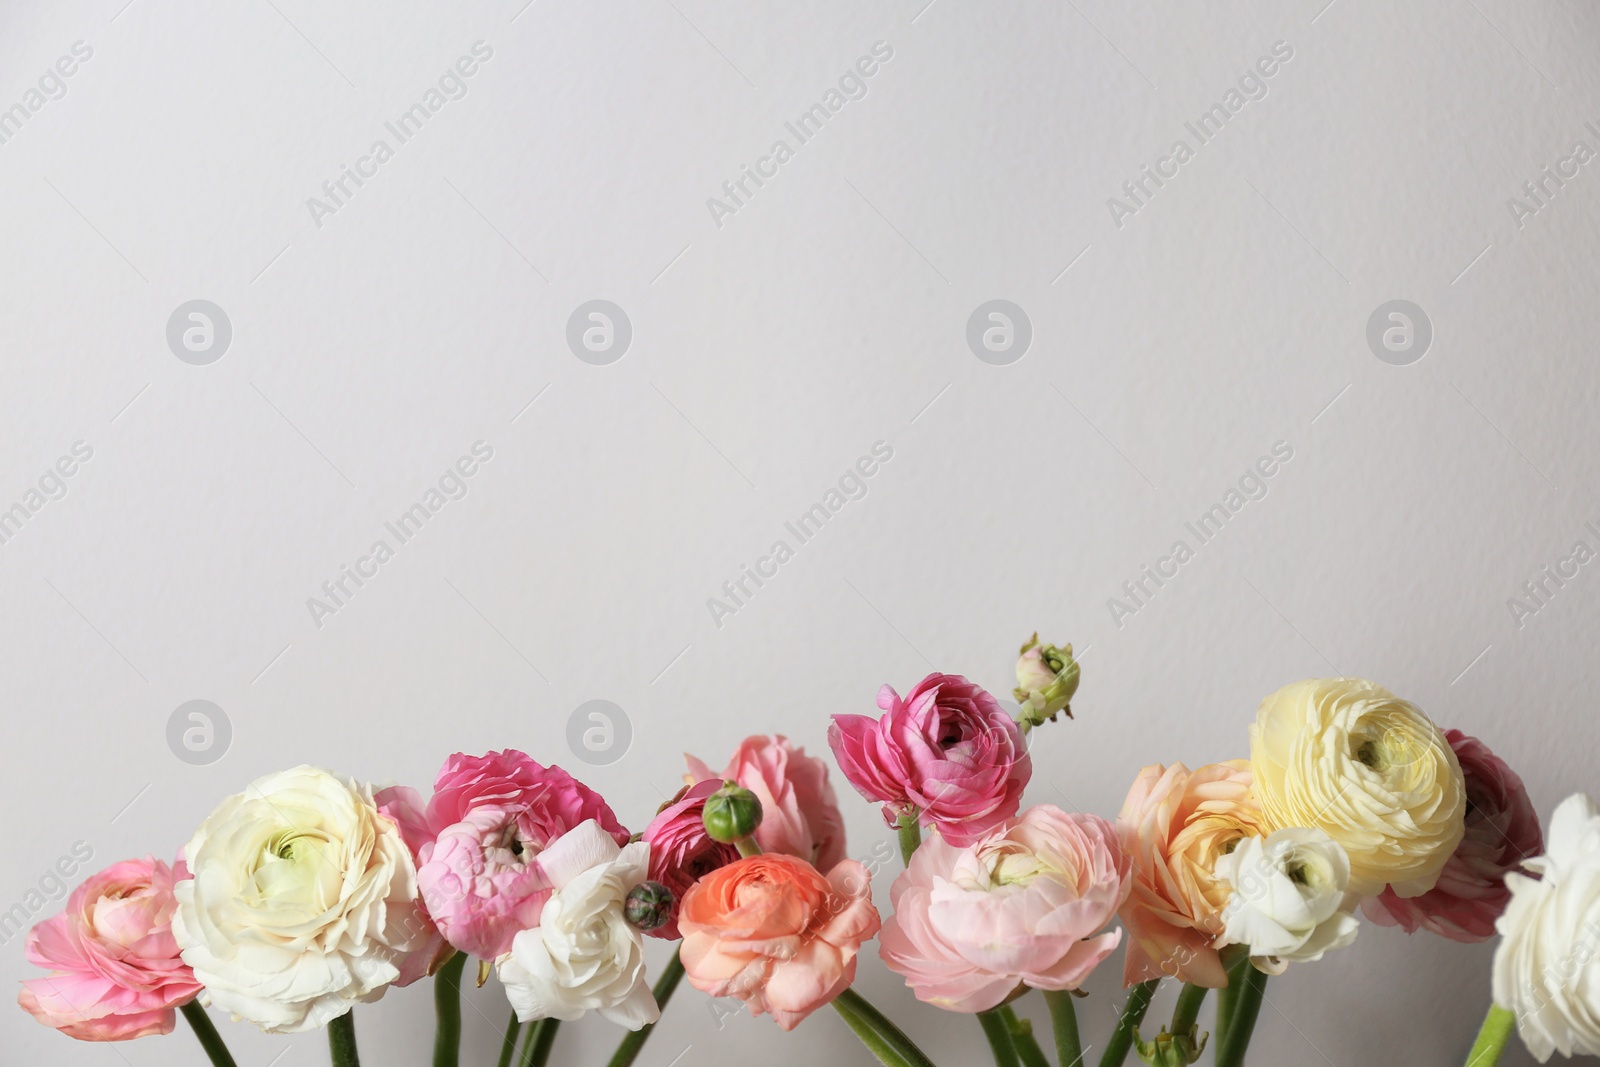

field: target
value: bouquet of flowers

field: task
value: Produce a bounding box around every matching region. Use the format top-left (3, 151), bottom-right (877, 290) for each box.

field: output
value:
top-left (17, 635), bottom-right (1592, 1065)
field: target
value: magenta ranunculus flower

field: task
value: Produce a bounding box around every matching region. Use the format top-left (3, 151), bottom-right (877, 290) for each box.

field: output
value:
top-left (687, 734), bottom-right (847, 871)
top-left (829, 673), bottom-right (1030, 846)
top-left (640, 779), bottom-right (741, 940)
top-left (878, 805), bottom-right (1129, 1012)
top-left (1363, 729), bottom-right (1542, 942)
top-left (414, 750), bottom-right (629, 959)
top-left (18, 857), bottom-right (201, 1042)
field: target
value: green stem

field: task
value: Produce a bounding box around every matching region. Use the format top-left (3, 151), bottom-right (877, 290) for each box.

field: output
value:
top-left (897, 811), bottom-right (923, 866)
top-left (516, 1018), bottom-right (561, 1067)
top-left (1042, 991), bottom-right (1083, 1067)
top-left (978, 1009), bottom-right (1022, 1067)
top-left (432, 951), bottom-right (467, 1067)
top-left (735, 837), bottom-right (762, 858)
top-left (1463, 1004), bottom-right (1516, 1067)
top-left (1170, 982), bottom-right (1207, 1038)
top-left (179, 1001), bottom-right (238, 1067)
top-left (1000, 1005), bottom-right (1051, 1067)
top-left (832, 987), bottom-right (939, 1067)
top-left (494, 1011), bottom-right (522, 1067)
top-left (1213, 965), bottom-right (1267, 1067)
top-left (605, 948), bottom-right (687, 1067)
top-left (328, 1011), bottom-right (360, 1067)
top-left (1096, 981), bottom-right (1157, 1067)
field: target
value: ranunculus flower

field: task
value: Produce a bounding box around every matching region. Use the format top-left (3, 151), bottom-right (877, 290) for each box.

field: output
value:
top-left (374, 785), bottom-right (456, 984)
top-left (18, 857), bottom-right (201, 1041)
top-left (1215, 827), bottom-right (1360, 975)
top-left (686, 735), bottom-right (846, 870)
top-left (1250, 678), bottom-right (1465, 897)
top-left (878, 805), bottom-right (1129, 1012)
top-left (172, 766), bottom-right (427, 1033)
top-left (1493, 793), bottom-right (1600, 1061)
top-left (497, 821), bottom-right (659, 1029)
top-left (1364, 730), bottom-right (1542, 943)
top-left (640, 779), bottom-right (740, 940)
top-left (678, 853), bottom-right (879, 1030)
top-left (415, 750), bottom-right (629, 959)
top-left (829, 673), bottom-right (1031, 846)
top-left (1116, 760), bottom-right (1266, 987)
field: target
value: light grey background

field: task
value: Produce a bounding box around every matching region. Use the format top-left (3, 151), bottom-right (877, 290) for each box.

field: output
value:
top-left (2, 0), bottom-right (1593, 1063)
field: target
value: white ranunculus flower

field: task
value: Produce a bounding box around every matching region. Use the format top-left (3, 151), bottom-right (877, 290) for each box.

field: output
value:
top-left (1493, 793), bottom-right (1600, 1062)
top-left (1250, 677), bottom-right (1465, 897)
top-left (172, 766), bottom-right (427, 1033)
top-left (496, 820), bottom-right (659, 1030)
top-left (1215, 827), bottom-right (1360, 975)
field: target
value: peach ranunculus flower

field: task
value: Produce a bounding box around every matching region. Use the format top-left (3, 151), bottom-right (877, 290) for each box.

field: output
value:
top-left (1116, 760), bottom-right (1266, 987)
top-left (677, 853), bottom-right (879, 1030)
top-left (878, 805), bottom-right (1130, 1012)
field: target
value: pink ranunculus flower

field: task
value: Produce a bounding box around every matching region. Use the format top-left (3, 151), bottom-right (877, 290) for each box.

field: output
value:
top-left (18, 857), bottom-right (201, 1041)
top-left (829, 673), bottom-right (1030, 846)
top-left (640, 779), bottom-right (741, 940)
top-left (686, 734), bottom-right (847, 871)
top-left (1363, 730), bottom-right (1542, 942)
top-left (415, 750), bottom-right (629, 959)
top-left (879, 805), bottom-right (1130, 1012)
top-left (375, 786), bottom-right (456, 984)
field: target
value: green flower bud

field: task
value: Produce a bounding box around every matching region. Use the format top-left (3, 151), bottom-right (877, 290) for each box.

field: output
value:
top-left (1133, 1024), bottom-right (1208, 1067)
top-left (1013, 633), bottom-right (1080, 728)
top-left (702, 781), bottom-right (763, 843)
top-left (623, 881), bottom-right (675, 931)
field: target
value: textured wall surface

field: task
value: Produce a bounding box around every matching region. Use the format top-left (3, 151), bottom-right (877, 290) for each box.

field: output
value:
top-left (3, 1), bottom-right (1595, 1064)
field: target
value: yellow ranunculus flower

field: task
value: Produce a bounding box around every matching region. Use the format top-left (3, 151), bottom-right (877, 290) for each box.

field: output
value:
top-left (1249, 677), bottom-right (1465, 898)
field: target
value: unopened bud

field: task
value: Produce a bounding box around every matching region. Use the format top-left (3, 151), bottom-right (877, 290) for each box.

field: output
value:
top-left (1014, 633), bottom-right (1080, 727)
top-left (702, 781), bottom-right (763, 843)
top-left (624, 881), bottom-right (675, 931)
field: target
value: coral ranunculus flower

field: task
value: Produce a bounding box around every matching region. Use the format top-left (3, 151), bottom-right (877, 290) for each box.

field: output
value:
top-left (1117, 760), bottom-right (1266, 987)
top-left (678, 853), bottom-right (879, 1030)
top-left (829, 673), bottom-right (1030, 846)
top-left (1364, 730), bottom-right (1543, 942)
top-left (18, 857), bottom-right (201, 1042)
top-left (878, 805), bottom-right (1129, 1012)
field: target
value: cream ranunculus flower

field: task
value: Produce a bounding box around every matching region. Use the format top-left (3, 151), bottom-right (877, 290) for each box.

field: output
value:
top-left (172, 766), bottom-right (427, 1033)
top-left (497, 820), bottom-right (659, 1030)
top-left (1493, 793), bottom-right (1600, 1062)
top-left (1250, 678), bottom-right (1465, 897)
top-left (1214, 827), bottom-right (1360, 975)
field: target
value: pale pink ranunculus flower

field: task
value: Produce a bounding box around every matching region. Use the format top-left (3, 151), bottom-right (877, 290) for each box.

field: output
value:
top-left (18, 857), bottom-right (201, 1042)
top-left (1117, 760), bottom-right (1266, 987)
top-left (678, 853), bottom-right (880, 1030)
top-left (879, 805), bottom-right (1130, 1012)
top-left (1363, 730), bottom-right (1542, 942)
top-left (686, 734), bottom-right (846, 871)
top-left (374, 786), bottom-right (457, 983)
top-left (829, 673), bottom-right (1030, 846)
top-left (640, 779), bottom-right (741, 940)
top-left (414, 750), bottom-right (629, 960)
